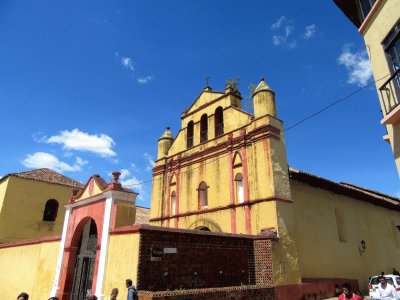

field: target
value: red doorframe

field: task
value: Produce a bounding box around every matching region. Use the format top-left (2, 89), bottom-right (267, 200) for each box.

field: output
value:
top-left (57, 199), bottom-right (106, 300)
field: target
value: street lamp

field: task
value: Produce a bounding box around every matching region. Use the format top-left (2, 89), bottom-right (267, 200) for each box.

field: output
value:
top-left (359, 240), bottom-right (366, 255)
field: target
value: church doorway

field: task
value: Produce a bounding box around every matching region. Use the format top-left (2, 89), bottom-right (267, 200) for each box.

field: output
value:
top-left (70, 219), bottom-right (98, 300)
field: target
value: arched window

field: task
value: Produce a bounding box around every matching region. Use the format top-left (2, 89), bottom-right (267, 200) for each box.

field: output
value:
top-left (235, 173), bottom-right (244, 203)
top-left (391, 220), bottom-right (400, 248)
top-left (200, 114), bottom-right (208, 143)
top-left (43, 199), bottom-right (59, 221)
top-left (187, 121), bottom-right (194, 148)
top-left (215, 107), bottom-right (224, 137)
top-left (198, 181), bottom-right (208, 209)
top-left (335, 205), bottom-right (347, 242)
top-left (171, 191), bottom-right (177, 216)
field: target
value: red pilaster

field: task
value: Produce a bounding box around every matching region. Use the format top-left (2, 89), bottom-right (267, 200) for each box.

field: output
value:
top-left (228, 151), bottom-right (237, 233)
top-left (174, 169), bottom-right (180, 228)
top-left (91, 244), bottom-right (102, 293)
top-left (241, 146), bottom-right (251, 234)
top-left (165, 172), bottom-right (171, 227)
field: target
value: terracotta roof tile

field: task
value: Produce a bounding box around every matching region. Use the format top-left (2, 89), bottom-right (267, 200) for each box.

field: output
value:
top-left (4, 168), bottom-right (83, 189)
top-left (289, 167), bottom-right (399, 210)
top-left (134, 206), bottom-right (150, 224)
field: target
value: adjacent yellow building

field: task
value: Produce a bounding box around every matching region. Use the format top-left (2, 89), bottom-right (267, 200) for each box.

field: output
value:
top-left (0, 168), bottom-right (82, 243)
top-left (334, 0), bottom-right (400, 176)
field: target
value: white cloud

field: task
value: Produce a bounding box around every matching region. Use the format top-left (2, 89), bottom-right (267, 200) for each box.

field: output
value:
top-left (121, 57), bottom-right (134, 71)
top-left (130, 163), bottom-right (139, 172)
top-left (271, 16), bottom-right (296, 49)
top-left (337, 45), bottom-right (372, 87)
top-left (271, 16), bottom-right (287, 29)
top-left (22, 152), bottom-right (82, 173)
top-left (137, 75), bottom-right (154, 84)
top-left (46, 129), bottom-right (116, 157)
top-left (32, 132), bottom-right (47, 143)
top-left (303, 24), bottom-right (317, 39)
top-left (121, 175), bottom-right (146, 201)
top-left (76, 156), bottom-right (88, 166)
top-left (144, 152), bottom-right (155, 172)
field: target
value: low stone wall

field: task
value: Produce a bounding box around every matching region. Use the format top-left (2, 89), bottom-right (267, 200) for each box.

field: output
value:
top-left (274, 278), bottom-right (359, 300)
top-left (136, 225), bottom-right (274, 292)
top-left (138, 285), bottom-right (274, 300)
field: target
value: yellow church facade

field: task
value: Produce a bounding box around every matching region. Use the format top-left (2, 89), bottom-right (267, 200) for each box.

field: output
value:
top-left (150, 79), bottom-right (400, 293)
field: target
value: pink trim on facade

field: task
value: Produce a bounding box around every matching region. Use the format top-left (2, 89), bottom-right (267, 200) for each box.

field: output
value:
top-left (359, 0), bottom-right (384, 35)
top-left (228, 151), bottom-right (237, 233)
top-left (241, 145), bottom-right (251, 234)
top-left (0, 235), bottom-right (61, 249)
top-left (150, 196), bottom-right (293, 222)
top-left (174, 168), bottom-right (180, 228)
top-left (165, 172), bottom-right (171, 228)
top-left (109, 224), bottom-right (141, 235)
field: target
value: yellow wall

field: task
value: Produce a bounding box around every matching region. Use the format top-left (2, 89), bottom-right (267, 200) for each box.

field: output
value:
top-left (0, 176), bottom-right (75, 243)
top-left (292, 180), bottom-right (400, 293)
top-left (77, 178), bottom-right (104, 200)
top-left (103, 233), bottom-right (140, 299)
top-left (362, 0), bottom-right (400, 174)
top-left (0, 240), bottom-right (60, 299)
top-left (0, 177), bottom-right (9, 213)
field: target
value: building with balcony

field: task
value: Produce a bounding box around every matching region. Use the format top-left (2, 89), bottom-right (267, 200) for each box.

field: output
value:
top-left (333, 0), bottom-right (400, 175)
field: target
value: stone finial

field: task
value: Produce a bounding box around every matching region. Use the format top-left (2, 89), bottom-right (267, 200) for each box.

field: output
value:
top-left (112, 171), bottom-right (121, 182)
top-left (68, 189), bottom-right (80, 204)
top-left (252, 77), bottom-right (274, 97)
top-left (158, 127), bottom-right (174, 141)
top-left (108, 171), bottom-right (122, 190)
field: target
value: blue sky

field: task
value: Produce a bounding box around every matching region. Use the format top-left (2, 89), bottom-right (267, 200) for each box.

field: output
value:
top-left (0, 0), bottom-right (398, 206)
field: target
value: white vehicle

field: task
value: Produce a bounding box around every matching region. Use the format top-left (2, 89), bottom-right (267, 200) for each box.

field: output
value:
top-left (369, 274), bottom-right (400, 300)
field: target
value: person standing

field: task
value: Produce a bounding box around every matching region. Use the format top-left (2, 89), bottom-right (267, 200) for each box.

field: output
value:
top-left (104, 288), bottom-right (119, 300)
top-left (17, 292), bottom-right (29, 300)
top-left (338, 283), bottom-right (361, 300)
top-left (377, 276), bottom-right (397, 300)
top-left (126, 279), bottom-right (138, 300)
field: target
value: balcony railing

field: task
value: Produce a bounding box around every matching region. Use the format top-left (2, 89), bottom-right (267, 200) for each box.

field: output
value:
top-left (379, 69), bottom-right (400, 115)
top-left (200, 131), bottom-right (208, 143)
top-left (187, 136), bottom-right (193, 148)
top-left (215, 123), bottom-right (224, 137)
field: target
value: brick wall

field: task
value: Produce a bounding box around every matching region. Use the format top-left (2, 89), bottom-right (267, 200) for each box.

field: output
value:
top-left (136, 226), bottom-right (273, 293)
top-left (138, 286), bottom-right (274, 300)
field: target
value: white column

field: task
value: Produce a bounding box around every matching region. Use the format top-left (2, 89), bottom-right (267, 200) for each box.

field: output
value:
top-left (50, 207), bottom-right (71, 297)
top-left (95, 196), bottom-right (114, 298)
